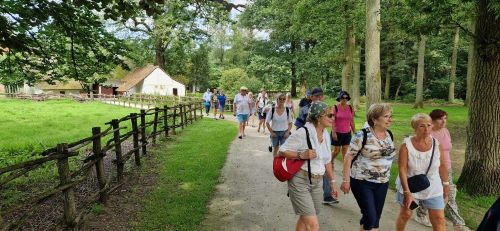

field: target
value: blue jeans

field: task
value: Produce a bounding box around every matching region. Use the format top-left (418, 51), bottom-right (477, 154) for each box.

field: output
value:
top-left (204, 102), bottom-right (210, 114)
top-left (350, 177), bottom-right (389, 230)
top-left (323, 165), bottom-right (334, 201)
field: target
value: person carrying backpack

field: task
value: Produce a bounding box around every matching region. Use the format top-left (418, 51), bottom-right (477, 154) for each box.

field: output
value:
top-left (278, 101), bottom-right (339, 231)
top-left (295, 87), bottom-right (323, 129)
top-left (266, 93), bottom-right (293, 157)
top-left (256, 89), bottom-right (269, 133)
top-left (340, 103), bottom-right (396, 231)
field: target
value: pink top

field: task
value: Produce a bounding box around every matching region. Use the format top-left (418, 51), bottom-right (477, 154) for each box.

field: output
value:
top-left (431, 128), bottom-right (452, 169)
top-left (332, 104), bottom-right (354, 133)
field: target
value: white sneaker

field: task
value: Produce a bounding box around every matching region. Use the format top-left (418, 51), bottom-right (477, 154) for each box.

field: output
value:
top-left (414, 215), bottom-right (432, 227)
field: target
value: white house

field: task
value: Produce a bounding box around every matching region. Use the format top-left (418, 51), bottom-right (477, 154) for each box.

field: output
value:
top-left (116, 65), bottom-right (185, 96)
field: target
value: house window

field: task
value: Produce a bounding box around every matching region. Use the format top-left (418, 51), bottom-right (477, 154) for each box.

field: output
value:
top-left (173, 88), bottom-right (178, 96)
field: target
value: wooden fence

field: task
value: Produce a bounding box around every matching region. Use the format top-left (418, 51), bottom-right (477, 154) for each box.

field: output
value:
top-left (0, 101), bottom-right (204, 230)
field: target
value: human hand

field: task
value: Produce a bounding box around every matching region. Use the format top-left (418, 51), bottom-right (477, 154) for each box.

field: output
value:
top-left (284, 131), bottom-right (290, 138)
top-left (403, 193), bottom-right (415, 209)
top-left (301, 149), bottom-right (317, 159)
top-left (271, 132), bottom-right (277, 138)
top-left (340, 181), bottom-right (350, 194)
top-left (331, 183), bottom-right (339, 199)
top-left (332, 133), bottom-right (338, 141)
top-left (443, 185), bottom-right (450, 204)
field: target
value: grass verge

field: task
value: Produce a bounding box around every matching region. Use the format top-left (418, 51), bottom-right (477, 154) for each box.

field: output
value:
top-left (134, 118), bottom-right (237, 230)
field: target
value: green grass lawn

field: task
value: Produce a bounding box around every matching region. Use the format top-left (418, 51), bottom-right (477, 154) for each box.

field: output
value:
top-left (0, 99), bottom-right (136, 167)
top-left (134, 119), bottom-right (237, 230)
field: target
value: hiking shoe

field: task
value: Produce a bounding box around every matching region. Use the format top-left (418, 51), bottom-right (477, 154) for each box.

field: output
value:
top-left (414, 214), bottom-right (432, 227)
top-left (322, 198), bottom-right (339, 205)
top-left (268, 146), bottom-right (272, 152)
top-left (238, 135), bottom-right (242, 139)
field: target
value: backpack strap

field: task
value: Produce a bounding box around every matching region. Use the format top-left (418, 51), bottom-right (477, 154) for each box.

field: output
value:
top-left (350, 128), bottom-right (368, 168)
top-left (271, 107), bottom-right (275, 120)
top-left (302, 127), bottom-right (313, 184)
top-left (349, 105), bottom-right (353, 113)
top-left (387, 129), bottom-right (394, 142)
top-left (334, 105), bottom-right (338, 113)
top-left (425, 138), bottom-right (436, 175)
top-left (286, 107), bottom-right (290, 119)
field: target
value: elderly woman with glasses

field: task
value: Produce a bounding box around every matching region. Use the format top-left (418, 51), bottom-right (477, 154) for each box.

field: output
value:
top-left (266, 93), bottom-right (293, 157)
top-left (278, 102), bottom-right (339, 231)
top-left (341, 103), bottom-right (396, 231)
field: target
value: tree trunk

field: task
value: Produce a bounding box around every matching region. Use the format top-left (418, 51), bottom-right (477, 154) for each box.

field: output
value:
top-left (448, 26), bottom-right (460, 102)
top-left (342, 1), bottom-right (355, 93)
top-left (414, 35), bottom-right (426, 109)
top-left (290, 40), bottom-right (298, 97)
top-left (352, 41), bottom-right (361, 109)
top-left (458, 0), bottom-right (500, 196)
top-left (365, 0), bottom-right (381, 110)
top-left (384, 66), bottom-right (391, 100)
top-left (155, 39), bottom-right (165, 70)
top-left (394, 78), bottom-right (402, 101)
top-left (465, 19), bottom-right (476, 106)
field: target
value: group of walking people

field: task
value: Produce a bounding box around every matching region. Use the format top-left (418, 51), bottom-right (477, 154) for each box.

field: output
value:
top-left (218, 85), bottom-right (469, 230)
top-left (264, 87), bottom-right (467, 231)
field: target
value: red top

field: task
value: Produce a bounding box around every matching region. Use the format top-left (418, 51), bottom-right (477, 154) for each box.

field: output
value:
top-left (332, 104), bottom-right (354, 133)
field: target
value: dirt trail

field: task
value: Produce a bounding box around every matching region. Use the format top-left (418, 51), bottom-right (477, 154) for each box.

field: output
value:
top-left (201, 116), bottom-right (454, 231)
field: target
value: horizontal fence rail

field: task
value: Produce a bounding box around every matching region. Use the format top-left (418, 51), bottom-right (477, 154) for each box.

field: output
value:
top-left (0, 100), bottom-right (204, 230)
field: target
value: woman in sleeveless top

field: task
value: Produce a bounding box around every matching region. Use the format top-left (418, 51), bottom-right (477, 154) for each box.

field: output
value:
top-left (395, 113), bottom-right (450, 231)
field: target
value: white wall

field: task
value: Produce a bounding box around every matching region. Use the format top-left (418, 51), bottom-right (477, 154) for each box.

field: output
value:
top-left (141, 68), bottom-right (185, 96)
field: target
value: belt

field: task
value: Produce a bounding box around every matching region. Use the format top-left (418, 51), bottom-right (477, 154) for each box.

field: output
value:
top-left (299, 169), bottom-right (323, 179)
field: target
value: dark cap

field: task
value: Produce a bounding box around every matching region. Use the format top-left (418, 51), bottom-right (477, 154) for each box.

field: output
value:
top-left (311, 87), bottom-right (324, 96)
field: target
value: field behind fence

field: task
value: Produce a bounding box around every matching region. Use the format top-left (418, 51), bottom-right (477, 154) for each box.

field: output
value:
top-left (0, 99), bottom-right (204, 230)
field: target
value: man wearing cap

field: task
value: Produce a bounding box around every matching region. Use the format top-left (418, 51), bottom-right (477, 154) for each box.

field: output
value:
top-left (233, 86), bottom-right (251, 139)
top-left (295, 87), bottom-right (324, 129)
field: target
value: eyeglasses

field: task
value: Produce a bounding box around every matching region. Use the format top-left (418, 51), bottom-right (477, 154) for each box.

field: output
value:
top-left (278, 98), bottom-right (286, 100)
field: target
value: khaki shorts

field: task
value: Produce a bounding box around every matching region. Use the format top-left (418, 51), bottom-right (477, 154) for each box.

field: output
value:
top-left (287, 173), bottom-right (323, 216)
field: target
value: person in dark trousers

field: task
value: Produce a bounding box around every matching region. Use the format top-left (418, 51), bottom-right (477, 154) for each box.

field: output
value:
top-left (477, 197), bottom-right (500, 231)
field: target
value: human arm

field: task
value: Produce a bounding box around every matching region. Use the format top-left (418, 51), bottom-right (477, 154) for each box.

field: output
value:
top-left (325, 161), bottom-right (339, 199)
top-left (350, 110), bottom-right (356, 133)
top-left (398, 144), bottom-right (415, 209)
top-left (438, 144), bottom-right (450, 203)
top-left (340, 153), bottom-right (353, 194)
top-left (278, 129), bottom-right (316, 159)
top-left (331, 107), bottom-right (338, 141)
top-left (265, 110), bottom-right (276, 137)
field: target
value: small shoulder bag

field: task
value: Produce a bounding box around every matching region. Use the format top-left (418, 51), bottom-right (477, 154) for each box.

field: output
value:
top-left (407, 138), bottom-right (435, 193)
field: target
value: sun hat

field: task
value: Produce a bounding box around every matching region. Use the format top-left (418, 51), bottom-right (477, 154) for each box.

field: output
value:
top-left (336, 90), bottom-right (351, 102)
top-left (311, 87), bottom-right (324, 96)
top-left (307, 101), bottom-right (328, 119)
top-left (240, 86), bottom-right (248, 91)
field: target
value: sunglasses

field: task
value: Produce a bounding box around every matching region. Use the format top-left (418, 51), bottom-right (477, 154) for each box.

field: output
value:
top-left (341, 97), bottom-right (349, 99)
top-left (278, 98), bottom-right (286, 100)
top-left (322, 113), bottom-right (334, 118)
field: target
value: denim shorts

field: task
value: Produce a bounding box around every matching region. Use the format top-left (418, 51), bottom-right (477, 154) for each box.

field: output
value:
top-left (396, 192), bottom-right (445, 210)
top-left (270, 130), bottom-right (288, 147)
top-left (237, 114), bottom-right (249, 122)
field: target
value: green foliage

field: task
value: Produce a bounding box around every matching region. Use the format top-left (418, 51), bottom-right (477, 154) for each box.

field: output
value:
top-left (218, 67), bottom-right (261, 93)
top-left (135, 119), bottom-right (236, 230)
top-left (90, 203), bottom-right (105, 215)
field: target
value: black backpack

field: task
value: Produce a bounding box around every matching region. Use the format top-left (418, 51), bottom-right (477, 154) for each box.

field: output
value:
top-left (351, 128), bottom-right (394, 168)
top-left (270, 106), bottom-right (290, 120)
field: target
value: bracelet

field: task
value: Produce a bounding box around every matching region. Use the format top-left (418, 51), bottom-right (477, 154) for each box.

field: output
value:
top-left (442, 181), bottom-right (450, 186)
top-left (297, 152), bottom-right (302, 160)
top-left (403, 191), bottom-right (411, 194)
top-left (330, 180), bottom-right (336, 184)
top-left (342, 180), bottom-right (349, 183)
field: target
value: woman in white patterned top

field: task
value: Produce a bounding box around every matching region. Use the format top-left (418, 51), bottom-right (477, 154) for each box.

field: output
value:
top-left (341, 103), bottom-right (396, 231)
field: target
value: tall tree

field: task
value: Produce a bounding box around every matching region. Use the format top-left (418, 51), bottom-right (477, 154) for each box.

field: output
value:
top-left (458, 0), bottom-right (500, 196)
top-left (448, 26), bottom-right (460, 102)
top-left (365, 0), bottom-right (381, 109)
top-left (414, 35), bottom-right (426, 108)
top-left (465, 19), bottom-right (476, 106)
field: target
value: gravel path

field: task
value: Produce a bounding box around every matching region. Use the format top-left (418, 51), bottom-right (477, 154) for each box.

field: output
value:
top-left (201, 115), bottom-right (453, 231)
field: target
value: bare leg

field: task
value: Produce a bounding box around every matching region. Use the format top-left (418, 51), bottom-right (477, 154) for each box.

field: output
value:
top-left (396, 206), bottom-right (412, 231)
top-left (296, 215), bottom-right (319, 231)
top-left (428, 209), bottom-right (446, 231)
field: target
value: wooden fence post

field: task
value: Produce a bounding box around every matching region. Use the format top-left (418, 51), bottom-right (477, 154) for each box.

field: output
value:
top-left (199, 102), bottom-right (203, 119)
top-left (111, 119), bottom-right (124, 182)
top-left (152, 108), bottom-right (159, 145)
top-left (180, 104), bottom-right (184, 129)
top-left (190, 103), bottom-right (194, 122)
top-left (92, 127), bottom-right (107, 203)
top-left (140, 109), bottom-right (147, 155)
top-left (193, 102), bottom-right (197, 121)
top-left (163, 105), bottom-right (169, 137)
top-left (130, 113), bottom-right (141, 166)
top-left (56, 143), bottom-right (77, 228)
top-left (172, 106), bottom-right (177, 135)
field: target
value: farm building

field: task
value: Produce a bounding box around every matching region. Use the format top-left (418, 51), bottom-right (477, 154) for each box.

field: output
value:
top-left (116, 65), bottom-right (185, 96)
top-left (37, 80), bottom-right (84, 95)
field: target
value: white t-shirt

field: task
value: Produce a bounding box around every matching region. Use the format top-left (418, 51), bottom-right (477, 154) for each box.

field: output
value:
top-left (265, 107), bottom-right (293, 131)
top-left (279, 123), bottom-right (332, 175)
top-left (396, 136), bottom-right (443, 200)
top-left (203, 92), bottom-right (212, 103)
top-left (233, 93), bottom-right (250, 115)
top-left (257, 92), bottom-right (268, 108)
